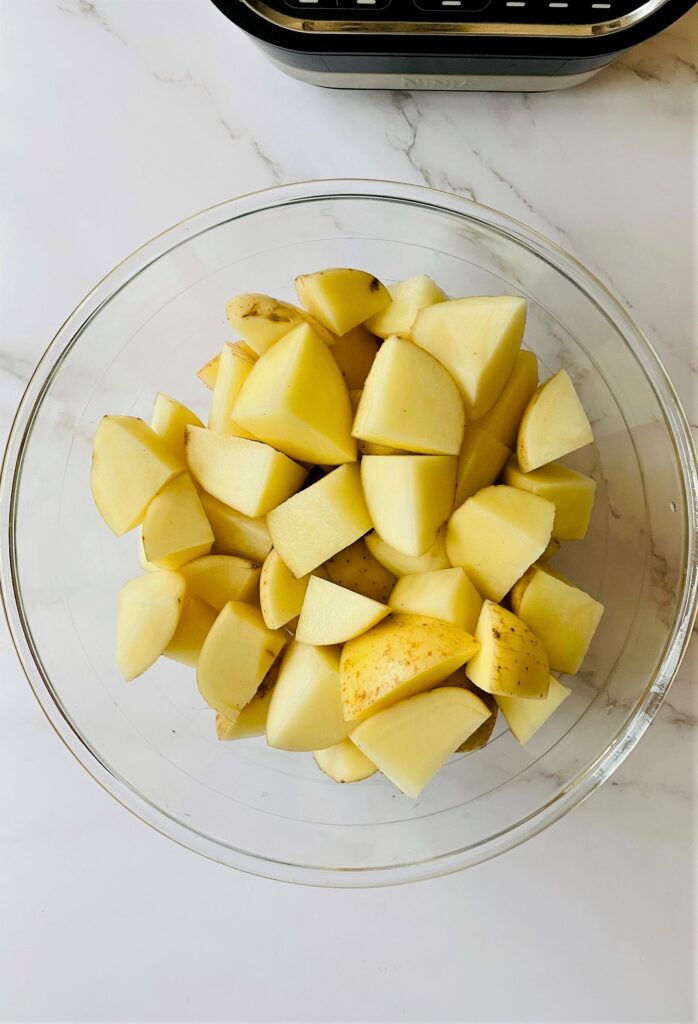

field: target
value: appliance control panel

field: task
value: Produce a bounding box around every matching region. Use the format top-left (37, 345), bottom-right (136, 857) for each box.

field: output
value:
top-left (244, 0), bottom-right (666, 32)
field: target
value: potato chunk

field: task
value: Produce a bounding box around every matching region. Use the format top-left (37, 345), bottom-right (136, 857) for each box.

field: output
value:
top-left (340, 613), bottom-right (479, 721)
top-left (365, 527), bottom-right (450, 578)
top-left (232, 323), bottom-right (356, 464)
top-left (296, 577), bottom-right (390, 645)
top-left (295, 268), bottom-right (390, 336)
top-left (389, 567), bottom-right (482, 634)
top-left (199, 492), bottom-right (271, 562)
top-left (351, 687), bottom-right (491, 798)
top-left (503, 457), bottom-right (596, 540)
top-left (116, 571), bottom-right (185, 681)
top-left (465, 600), bottom-right (550, 700)
top-left (511, 564), bottom-right (604, 674)
top-left (151, 394), bottom-right (204, 463)
top-left (313, 739), bottom-right (378, 783)
top-left (364, 274), bottom-right (447, 339)
top-left (353, 336), bottom-right (464, 456)
top-left (497, 676), bottom-right (571, 744)
top-left (141, 473), bottom-right (214, 569)
top-left (266, 643), bottom-right (349, 751)
top-left (412, 295), bottom-right (526, 418)
top-left (361, 454), bottom-right (456, 557)
top-left (446, 485), bottom-right (554, 602)
top-left (475, 350), bottom-right (538, 447)
top-left (517, 369), bottom-right (593, 472)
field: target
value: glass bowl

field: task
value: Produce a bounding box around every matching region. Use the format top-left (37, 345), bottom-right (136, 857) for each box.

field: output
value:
top-left (2, 180), bottom-right (696, 887)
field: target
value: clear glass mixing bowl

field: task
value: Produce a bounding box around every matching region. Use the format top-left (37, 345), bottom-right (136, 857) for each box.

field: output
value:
top-left (1, 181), bottom-right (696, 886)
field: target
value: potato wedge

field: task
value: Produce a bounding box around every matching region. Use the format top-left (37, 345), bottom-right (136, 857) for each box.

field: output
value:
top-left (465, 600), bottom-right (549, 699)
top-left (497, 676), bottom-right (571, 744)
top-left (116, 571), bottom-right (185, 681)
top-left (502, 457), bottom-right (596, 541)
top-left (353, 336), bottom-right (464, 456)
top-left (323, 538), bottom-right (396, 604)
top-left (197, 352), bottom-right (221, 389)
top-left (296, 577), bottom-right (390, 645)
top-left (446, 485), bottom-right (554, 602)
top-left (475, 350), bottom-right (538, 447)
top-left (151, 394), bottom-right (204, 463)
top-left (455, 427), bottom-right (510, 508)
top-left (208, 342), bottom-right (256, 438)
top-left (185, 427), bottom-right (307, 517)
top-left (164, 593), bottom-right (217, 667)
top-left (91, 415), bottom-right (184, 536)
top-left (351, 687), bottom-right (491, 798)
top-left (215, 660), bottom-right (280, 740)
top-left (331, 325), bottom-right (379, 389)
top-left (232, 323), bottom-right (357, 464)
top-left (182, 554), bottom-right (260, 610)
top-left (389, 567), bottom-right (482, 634)
top-left (225, 293), bottom-right (336, 354)
top-left (365, 527), bottom-right (450, 578)
top-left (141, 473), bottom-right (214, 569)
top-left (266, 642), bottom-right (349, 751)
top-left (364, 274), bottom-right (447, 340)
top-left (199, 492), bottom-right (271, 562)
top-left (511, 564), bottom-right (604, 674)
top-left (313, 739), bottom-right (378, 783)
top-left (412, 295), bottom-right (526, 419)
top-left (259, 548), bottom-right (323, 630)
top-left (517, 369), bottom-right (593, 472)
top-left (360, 454), bottom-right (456, 558)
top-left (340, 613), bottom-right (479, 721)
top-left (295, 268), bottom-right (390, 336)
top-left (197, 601), bottom-right (287, 719)
top-left (267, 464), bottom-right (372, 578)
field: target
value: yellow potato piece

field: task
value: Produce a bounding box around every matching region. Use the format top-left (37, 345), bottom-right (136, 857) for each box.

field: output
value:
top-left (517, 369), bottom-right (593, 472)
top-left (232, 323), bottom-right (357, 464)
top-left (503, 456), bottom-right (596, 541)
top-left (540, 537), bottom-right (561, 562)
top-left (296, 577), bottom-right (390, 645)
top-left (199, 491), bottom-right (271, 562)
top-left (455, 427), bottom-right (510, 508)
top-left (353, 336), bottom-right (464, 456)
top-left (197, 352), bottom-right (222, 390)
top-left (138, 527), bottom-right (159, 573)
top-left (116, 571), bottom-right (185, 681)
top-left (340, 613), bottom-right (479, 721)
top-left (142, 473), bottom-right (214, 569)
top-left (465, 600), bottom-right (549, 699)
top-left (165, 593), bottom-right (217, 667)
top-left (449, 674), bottom-right (499, 752)
top-left (259, 548), bottom-right (322, 630)
top-left (208, 342), bottom-right (256, 438)
top-left (476, 350), bottom-right (538, 447)
top-left (412, 295), bottom-right (527, 419)
top-left (365, 527), bottom-right (450, 578)
top-left (323, 538), bottom-right (396, 604)
top-left (446, 484), bottom-right (554, 602)
top-left (331, 325), bottom-right (379, 390)
top-left (215, 660), bottom-right (280, 740)
top-left (267, 464), bottom-right (372, 578)
top-left (266, 642), bottom-right (349, 751)
top-left (182, 554), bottom-right (261, 611)
top-left (225, 293), bottom-right (336, 355)
top-left (351, 687), bottom-right (491, 798)
top-left (389, 567), bottom-right (483, 634)
top-left (360, 455), bottom-right (456, 557)
top-left (197, 601), bottom-right (287, 719)
top-left (313, 739), bottom-right (377, 783)
top-left (364, 274), bottom-right (447, 340)
top-left (185, 426), bottom-right (307, 518)
top-left (91, 415), bottom-right (184, 536)
top-left (151, 393), bottom-right (204, 463)
top-left (497, 675), bottom-right (571, 744)
top-left (295, 268), bottom-right (390, 336)
top-left (511, 564), bottom-right (604, 674)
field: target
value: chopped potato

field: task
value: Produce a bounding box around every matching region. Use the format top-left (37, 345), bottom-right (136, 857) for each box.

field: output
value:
top-left (455, 427), bottom-right (510, 508)
top-left (502, 456), bottom-right (596, 541)
top-left (517, 369), bottom-right (593, 472)
top-left (353, 336), bottom-right (464, 456)
top-left (351, 687), bottom-right (491, 798)
top-left (116, 571), bottom-right (185, 681)
top-left (165, 594), bottom-right (217, 667)
top-left (340, 613), bottom-right (479, 721)
top-left (465, 600), bottom-right (550, 700)
top-left (389, 567), bottom-right (482, 634)
top-left (181, 554), bottom-right (261, 610)
top-left (295, 576), bottom-right (390, 645)
top-left (199, 492), bottom-right (271, 562)
top-left (475, 350), bottom-right (538, 447)
top-left (151, 394), bottom-right (204, 463)
top-left (295, 268), bottom-right (390, 336)
top-left (412, 295), bottom-right (526, 419)
top-left (259, 548), bottom-right (323, 630)
top-left (225, 293), bottom-right (335, 354)
top-left (331, 325), bottom-right (379, 389)
top-left (208, 342), bottom-right (256, 438)
top-left (266, 642), bottom-right (349, 751)
top-left (141, 473), bottom-right (213, 569)
top-left (364, 274), bottom-right (447, 340)
top-left (497, 676), bottom-right (571, 744)
top-left (324, 538), bottom-right (396, 604)
top-left (313, 739), bottom-right (378, 783)
top-left (360, 454), bottom-right (456, 557)
top-left (365, 526), bottom-right (451, 577)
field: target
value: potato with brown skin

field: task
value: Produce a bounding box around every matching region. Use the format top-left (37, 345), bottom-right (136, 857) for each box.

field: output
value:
top-left (465, 600), bottom-right (549, 700)
top-left (226, 293), bottom-right (336, 354)
top-left (323, 539), bottom-right (396, 604)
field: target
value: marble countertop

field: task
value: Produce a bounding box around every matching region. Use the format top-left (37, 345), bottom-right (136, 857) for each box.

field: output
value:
top-left (1, 2), bottom-right (696, 1021)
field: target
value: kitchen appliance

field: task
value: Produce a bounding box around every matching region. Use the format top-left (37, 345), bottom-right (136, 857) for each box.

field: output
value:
top-left (211, 0), bottom-right (694, 90)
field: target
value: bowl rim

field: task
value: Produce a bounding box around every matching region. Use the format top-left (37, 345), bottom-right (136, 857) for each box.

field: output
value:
top-left (2, 178), bottom-right (697, 887)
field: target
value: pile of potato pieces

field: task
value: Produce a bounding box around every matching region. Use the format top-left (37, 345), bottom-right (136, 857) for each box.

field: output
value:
top-left (91, 268), bottom-right (604, 799)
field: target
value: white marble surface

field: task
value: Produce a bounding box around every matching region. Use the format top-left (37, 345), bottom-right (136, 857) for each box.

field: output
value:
top-left (1, 2), bottom-right (696, 1021)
